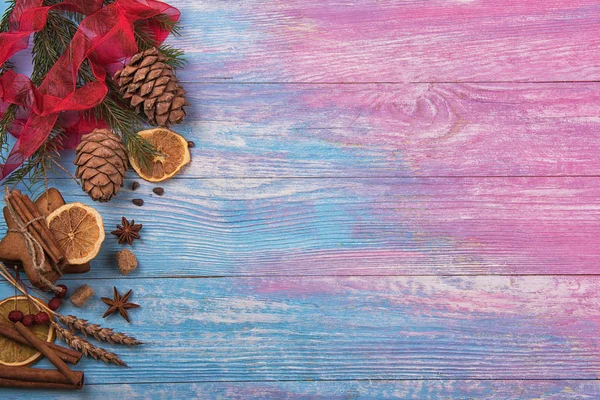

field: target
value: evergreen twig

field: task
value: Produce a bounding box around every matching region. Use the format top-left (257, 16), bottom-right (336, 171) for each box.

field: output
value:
top-left (0, 0), bottom-right (18, 155)
top-left (134, 14), bottom-right (186, 69)
top-left (0, 0), bottom-right (16, 32)
top-left (0, 3), bottom-right (186, 186)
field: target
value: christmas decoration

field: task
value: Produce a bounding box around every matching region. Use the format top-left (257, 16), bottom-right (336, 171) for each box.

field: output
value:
top-left (128, 127), bottom-right (191, 182)
top-left (74, 129), bottom-right (128, 202)
top-left (0, 296), bottom-right (53, 366)
top-left (114, 47), bottom-right (188, 127)
top-left (0, 188), bottom-right (91, 291)
top-left (0, 0), bottom-right (187, 196)
top-left (111, 217), bottom-right (142, 245)
top-left (0, 263), bottom-right (141, 372)
top-left (101, 287), bottom-right (140, 323)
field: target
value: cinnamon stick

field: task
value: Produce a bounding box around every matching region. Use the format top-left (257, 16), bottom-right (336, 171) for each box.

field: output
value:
top-left (0, 365), bottom-right (83, 389)
top-left (7, 194), bottom-right (49, 260)
top-left (0, 378), bottom-right (80, 390)
top-left (22, 193), bottom-right (66, 268)
top-left (15, 322), bottom-right (80, 386)
top-left (10, 191), bottom-right (66, 268)
top-left (0, 324), bottom-right (81, 364)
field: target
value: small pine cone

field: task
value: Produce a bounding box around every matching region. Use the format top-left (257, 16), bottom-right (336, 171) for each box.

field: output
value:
top-left (74, 129), bottom-right (127, 202)
top-left (114, 47), bottom-right (188, 127)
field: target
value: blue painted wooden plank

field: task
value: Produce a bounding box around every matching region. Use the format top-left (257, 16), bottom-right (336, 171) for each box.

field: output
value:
top-left (0, 276), bottom-right (598, 384)
top-left (3, 380), bottom-right (600, 399)
top-left (2, 177), bottom-right (597, 277)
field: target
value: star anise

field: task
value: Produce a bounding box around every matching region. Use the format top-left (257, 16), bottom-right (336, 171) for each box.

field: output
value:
top-left (101, 287), bottom-right (140, 323)
top-left (111, 217), bottom-right (142, 245)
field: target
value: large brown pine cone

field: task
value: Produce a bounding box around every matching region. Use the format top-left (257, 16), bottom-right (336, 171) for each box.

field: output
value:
top-left (113, 47), bottom-right (188, 127)
top-left (74, 129), bottom-right (127, 202)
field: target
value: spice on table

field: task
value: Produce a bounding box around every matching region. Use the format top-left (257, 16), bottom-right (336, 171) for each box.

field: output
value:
top-left (101, 287), bottom-right (140, 323)
top-left (187, 141), bottom-right (195, 148)
top-left (6, 190), bottom-right (66, 268)
top-left (69, 285), bottom-right (94, 308)
top-left (152, 187), bottom-right (164, 196)
top-left (132, 198), bottom-right (144, 207)
top-left (14, 322), bottom-right (81, 387)
top-left (131, 181), bottom-right (140, 191)
top-left (116, 249), bottom-right (138, 275)
top-left (111, 217), bottom-right (142, 245)
top-left (0, 365), bottom-right (83, 390)
top-left (0, 324), bottom-right (81, 365)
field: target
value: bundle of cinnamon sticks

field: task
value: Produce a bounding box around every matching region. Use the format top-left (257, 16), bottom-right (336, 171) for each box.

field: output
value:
top-left (0, 322), bottom-right (83, 390)
top-left (6, 190), bottom-right (66, 269)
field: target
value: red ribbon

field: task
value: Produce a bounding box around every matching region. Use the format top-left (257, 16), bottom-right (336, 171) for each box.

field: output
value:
top-left (0, 0), bottom-right (179, 181)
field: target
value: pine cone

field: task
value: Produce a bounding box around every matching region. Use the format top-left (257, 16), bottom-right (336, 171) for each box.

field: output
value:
top-left (74, 129), bottom-right (127, 202)
top-left (113, 47), bottom-right (188, 127)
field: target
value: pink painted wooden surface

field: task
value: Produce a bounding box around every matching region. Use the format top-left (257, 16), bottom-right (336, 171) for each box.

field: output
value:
top-left (171, 0), bottom-right (600, 83)
top-left (2, 0), bottom-right (600, 398)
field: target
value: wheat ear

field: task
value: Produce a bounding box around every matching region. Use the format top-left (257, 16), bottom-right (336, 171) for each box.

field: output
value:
top-left (57, 315), bottom-right (142, 345)
top-left (52, 322), bottom-right (128, 367)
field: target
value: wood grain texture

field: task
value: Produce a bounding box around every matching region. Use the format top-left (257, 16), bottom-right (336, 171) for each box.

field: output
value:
top-left (1, 177), bottom-right (595, 277)
top-left (53, 83), bottom-right (600, 178)
top-left (2, 276), bottom-right (600, 384)
top-left (3, 380), bottom-right (600, 399)
top-left (165, 0), bottom-right (600, 83)
top-left (1, 0), bottom-right (599, 397)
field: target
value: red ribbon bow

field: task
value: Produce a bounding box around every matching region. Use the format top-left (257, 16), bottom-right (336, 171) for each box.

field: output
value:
top-left (0, 0), bottom-right (180, 181)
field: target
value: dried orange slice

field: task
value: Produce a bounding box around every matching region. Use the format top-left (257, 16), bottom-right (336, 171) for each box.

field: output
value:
top-left (129, 128), bottom-right (191, 182)
top-left (0, 296), bottom-right (54, 366)
top-left (46, 202), bottom-right (105, 265)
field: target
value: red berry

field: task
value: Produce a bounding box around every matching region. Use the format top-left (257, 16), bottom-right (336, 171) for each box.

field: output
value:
top-left (8, 310), bottom-right (23, 323)
top-left (34, 311), bottom-right (50, 325)
top-left (55, 284), bottom-right (68, 298)
top-left (22, 314), bottom-right (36, 327)
top-left (48, 297), bottom-right (62, 311)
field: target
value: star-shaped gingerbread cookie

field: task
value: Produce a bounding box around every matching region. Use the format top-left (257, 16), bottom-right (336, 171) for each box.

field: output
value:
top-left (0, 188), bottom-right (90, 291)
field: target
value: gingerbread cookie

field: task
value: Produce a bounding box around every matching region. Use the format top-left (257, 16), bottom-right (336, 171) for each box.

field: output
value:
top-left (0, 188), bottom-right (90, 291)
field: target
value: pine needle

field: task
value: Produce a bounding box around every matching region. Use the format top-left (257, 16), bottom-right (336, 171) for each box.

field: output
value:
top-left (31, 10), bottom-right (78, 85)
top-left (0, 0), bottom-right (16, 32)
top-left (134, 16), bottom-right (186, 69)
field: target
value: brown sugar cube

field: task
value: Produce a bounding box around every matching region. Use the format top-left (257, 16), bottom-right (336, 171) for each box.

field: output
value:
top-left (116, 249), bottom-right (138, 275)
top-left (69, 284), bottom-right (94, 308)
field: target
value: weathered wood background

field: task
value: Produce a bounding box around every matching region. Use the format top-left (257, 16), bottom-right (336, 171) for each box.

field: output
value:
top-left (2, 0), bottom-right (600, 398)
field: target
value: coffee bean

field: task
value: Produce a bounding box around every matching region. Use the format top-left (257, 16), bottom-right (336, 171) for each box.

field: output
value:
top-left (187, 141), bottom-right (195, 148)
top-left (153, 187), bottom-right (164, 196)
top-left (131, 181), bottom-right (140, 191)
top-left (132, 198), bottom-right (144, 207)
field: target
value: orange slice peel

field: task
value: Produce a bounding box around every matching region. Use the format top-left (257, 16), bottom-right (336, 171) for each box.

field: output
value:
top-left (0, 296), bottom-right (55, 366)
top-left (46, 202), bottom-right (105, 265)
top-left (129, 128), bottom-right (191, 182)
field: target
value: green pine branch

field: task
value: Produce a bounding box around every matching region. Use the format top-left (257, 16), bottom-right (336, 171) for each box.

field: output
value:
top-left (0, 0), bottom-right (16, 32)
top-left (134, 14), bottom-right (186, 69)
top-left (31, 10), bottom-right (79, 85)
top-left (0, 3), bottom-right (186, 186)
top-left (0, 0), bottom-right (17, 155)
top-left (3, 127), bottom-right (64, 195)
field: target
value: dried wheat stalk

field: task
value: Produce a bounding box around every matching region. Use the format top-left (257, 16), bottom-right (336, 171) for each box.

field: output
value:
top-left (57, 315), bottom-right (142, 345)
top-left (52, 322), bottom-right (127, 367)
